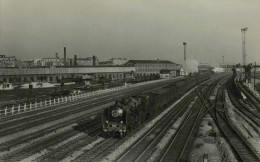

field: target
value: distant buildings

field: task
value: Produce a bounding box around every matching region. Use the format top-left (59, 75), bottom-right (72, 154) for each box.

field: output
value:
top-left (74, 57), bottom-right (93, 66)
top-left (0, 66), bottom-right (135, 83)
top-left (108, 58), bottom-right (128, 65)
top-left (159, 69), bottom-right (177, 78)
top-left (41, 58), bottom-right (63, 66)
top-left (13, 55), bottom-right (99, 68)
top-left (98, 60), bottom-right (113, 66)
top-left (0, 55), bottom-right (17, 67)
top-left (0, 52), bottom-right (185, 83)
top-left (125, 59), bottom-right (182, 76)
top-left (198, 63), bottom-right (213, 73)
top-left (70, 56), bottom-right (99, 66)
top-left (98, 58), bottom-right (128, 66)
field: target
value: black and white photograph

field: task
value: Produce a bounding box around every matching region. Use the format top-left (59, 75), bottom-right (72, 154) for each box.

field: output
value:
top-left (0, 0), bottom-right (260, 161)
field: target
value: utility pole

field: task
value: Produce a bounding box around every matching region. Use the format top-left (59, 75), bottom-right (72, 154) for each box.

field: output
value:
top-left (254, 62), bottom-right (256, 91)
top-left (222, 56), bottom-right (224, 65)
top-left (183, 42), bottom-right (187, 75)
top-left (241, 28), bottom-right (248, 66)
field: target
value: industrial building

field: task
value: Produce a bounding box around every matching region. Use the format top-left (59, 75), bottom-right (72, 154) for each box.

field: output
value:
top-left (0, 66), bottom-right (135, 83)
top-left (125, 60), bottom-right (182, 76)
top-left (0, 55), bottom-right (17, 67)
top-left (198, 63), bottom-right (213, 73)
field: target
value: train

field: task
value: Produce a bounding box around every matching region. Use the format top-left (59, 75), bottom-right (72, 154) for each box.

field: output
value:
top-left (102, 74), bottom-right (210, 137)
top-left (49, 83), bottom-right (71, 98)
top-left (49, 89), bottom-right (71, 98)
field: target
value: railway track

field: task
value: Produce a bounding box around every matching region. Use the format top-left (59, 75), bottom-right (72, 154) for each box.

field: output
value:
top-left (61, 78), bottom-right (201, 162)
top-left (35, 121), bottom-right (103, 161)
top-left (236, 75), bottom-right (260, 112)
top-left (226, 77), bottom-right (260, 130)
top-left (0, 78), bottom-right (185, 161)
top-left (79, 74), bottom-right (227, 162)
top-left (0, 113), bottom-right (103, 160)
top-left (158, 75), bottom-right (226, 162)
top-left (118, 93), bottom-right (198, 162)
top-left (115, 90), bottom-right (198, 162)
top-left (74, 138), bottom-right (120, 162)
top-left (214, 84), bottom-right (260, 162)
top-left (0, 79), bottom-right (178, 137)
top-left (0, 78), bottom-right (180, 120)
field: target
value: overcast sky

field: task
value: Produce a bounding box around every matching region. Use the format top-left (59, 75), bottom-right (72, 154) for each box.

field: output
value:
top-left (0, 0), bottom-right (259, 65)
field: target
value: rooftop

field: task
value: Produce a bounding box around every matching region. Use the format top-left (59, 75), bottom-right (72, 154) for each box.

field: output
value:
top-left (127, 60), bottom-right (178, 64)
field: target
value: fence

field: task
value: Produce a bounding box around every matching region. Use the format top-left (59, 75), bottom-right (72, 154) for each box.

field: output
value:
top-left (0, 78), bottom-right (176, 117)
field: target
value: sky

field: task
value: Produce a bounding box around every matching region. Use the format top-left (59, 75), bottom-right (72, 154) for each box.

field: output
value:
top-left (0, 0), bottom-right (259, 65)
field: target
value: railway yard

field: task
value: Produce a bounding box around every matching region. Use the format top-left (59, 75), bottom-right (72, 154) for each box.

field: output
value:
top-left (0, 73), bottom-right (260, 162)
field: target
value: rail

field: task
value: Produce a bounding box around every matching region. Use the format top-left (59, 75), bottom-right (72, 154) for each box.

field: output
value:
top-left (215, 84), bottom-right (260, 162)
top-left (0, 78), bottom-right (179, 117)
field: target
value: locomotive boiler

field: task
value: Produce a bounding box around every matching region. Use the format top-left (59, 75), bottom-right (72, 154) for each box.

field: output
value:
top-left (102, 95), bottom-right (150, 137)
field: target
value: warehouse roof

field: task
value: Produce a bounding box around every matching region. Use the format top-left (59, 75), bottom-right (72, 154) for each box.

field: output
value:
top-left (126, 60), bottom-right (178, 64)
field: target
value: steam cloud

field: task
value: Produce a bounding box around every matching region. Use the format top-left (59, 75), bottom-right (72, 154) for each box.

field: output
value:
top-left (185, 60), bottom-right (199, 73)
top-left (212, 67), bottom-right (224, 73)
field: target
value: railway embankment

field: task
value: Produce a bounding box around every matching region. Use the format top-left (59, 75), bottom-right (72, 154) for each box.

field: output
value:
top-left (250, 77), bottom-right (260, 97)
top-left (187, 114), bottom-right (238, 162)
top-left (225, 89), bottom-right (260, 159)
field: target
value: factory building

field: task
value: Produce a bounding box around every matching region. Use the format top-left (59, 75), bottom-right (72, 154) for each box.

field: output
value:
top-left (41, 58), bottom-right (63, 66)
top-left (0, 66), bottom-right (135, 83)
top-left (198, 63), bottom-right (213, 73)
top-left (0, 55), bottom-right (17, 67)
top-left (108, 58), bottom-right (128, 65)
top-left (125, 60), bottom-right (182, 76)
top-left (69, 55), bottom-right (99, 66)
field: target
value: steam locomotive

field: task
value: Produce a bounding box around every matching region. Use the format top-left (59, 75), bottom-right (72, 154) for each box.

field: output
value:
top-left (102, 74), bottom-right (210, 137)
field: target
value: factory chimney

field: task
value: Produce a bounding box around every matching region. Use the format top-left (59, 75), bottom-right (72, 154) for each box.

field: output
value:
top-left (93, 55), bottom-right (97, 66)
top-left (74, 55), bottom-right (77, 66)
top-left (64, 47), bottom-right (67, 66)
top-left (183, 42), bottom-right (187, 75)
top-left (183, 42), bottom-right (187, 62)
top-left (55, 52), bottom-right (59, 59)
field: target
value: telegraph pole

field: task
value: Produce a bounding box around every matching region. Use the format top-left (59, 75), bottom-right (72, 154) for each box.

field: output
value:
top-left (241, 28), bottom-right (248, 66)
top-left (222, 56), bottom-right (224, 65)
top-left (254, 62), bottom-right (256, 90)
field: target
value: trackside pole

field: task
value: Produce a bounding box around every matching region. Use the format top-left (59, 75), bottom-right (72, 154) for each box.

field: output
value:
top-left (254, 62), bottom-right (256, 91)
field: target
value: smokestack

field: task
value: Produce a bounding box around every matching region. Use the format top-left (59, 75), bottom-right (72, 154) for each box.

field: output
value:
top-left (55, 52), bottom-right (59, 59)
top-left (183, 42), bottom-right (187, 75)
top-left (93, 55), bottom-right (97, 66)
top-left (64, 47), bottom-right (67, 66)
top-left (74, 55), bottom-right (77, 66)
top-left (183, 42), bottom-right (187, 61)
